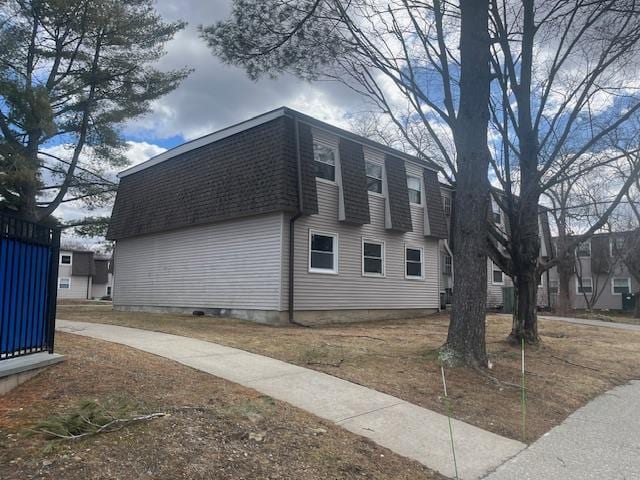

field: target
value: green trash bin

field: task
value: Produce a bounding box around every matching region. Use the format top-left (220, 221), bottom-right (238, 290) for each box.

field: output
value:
top-left (502, 286), bottom-right (515, 314)
top-left (622, 293), bottom-right (636, 313)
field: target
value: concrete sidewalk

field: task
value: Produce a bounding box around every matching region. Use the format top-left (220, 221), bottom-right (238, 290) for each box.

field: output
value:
top-left (539, 315), bottom-right (640, 332)
top-left (484, 380), bottom-right (640, 479)
top-left (57, 319), bottom-right (524, 479)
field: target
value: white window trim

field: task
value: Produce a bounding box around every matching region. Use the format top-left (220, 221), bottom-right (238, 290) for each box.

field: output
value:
top-left (576, 277), bottom-right (593, 294)
top-left (611, 277), bottom-right (631, 295)
top-left (442, 195), bottom-right (452, 215)
top-left (58, 277), bottom-right (71, 289)
top-left (404, 245), bottom-right (424, 280)
top-left (407, 174), bottom-right (423, 206)
top-left (308, 230), bottom-right (338, 275)
top-left (610, 237), bottom-right (625, 257)
top-left (362, 237), bottom-right (385, 278)
top-left (365, 160), bottom-right (384, 196)
top-left (491, 261), bottom-right (504, 285)
top-left (313, 140), bottom-right (338, 184)
top-left (60, 253), bottom-right (72, 266)
top-left (576, 240), bottom-right (591, 257)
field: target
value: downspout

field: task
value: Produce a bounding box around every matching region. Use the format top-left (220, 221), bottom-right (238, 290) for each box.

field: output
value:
top-left (288, 115), bottom-right (307, 327)
top-left (545, 268), bottom-right (551, 310)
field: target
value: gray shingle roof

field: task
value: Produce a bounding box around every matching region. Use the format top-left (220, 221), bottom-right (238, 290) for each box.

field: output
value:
top-left (107, 116), bottom-right (317, 240)
top-left (384, 154), bottom-right (413, 232)
top-left (338, 138), bottom-right (370, 225)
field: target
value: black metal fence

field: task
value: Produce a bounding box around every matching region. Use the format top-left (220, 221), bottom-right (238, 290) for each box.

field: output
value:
top-left (0, 213), bottom-right (61, 360)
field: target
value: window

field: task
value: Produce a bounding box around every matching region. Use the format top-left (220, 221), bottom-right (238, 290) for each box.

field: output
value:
top-left (491, 199), bottom-right (502, 224)
top-left (492, 262), bottom-right (504, 284)
top-left (442, 195), bottom-right (451, 215)
top-left (612, 278), bottom-right (631, 295)
top-left (576, 277), bottom-right (593, 294)
top-left (366, 161), bottom-right (383, 194)
top-left (58, 277), bottom-right (71, 289)
top-left (362, 239), bottom-right (384, 276)
top-left (309, 231), bottom-right (338, 273)
top-left (407, 175), bottom-right (422, 204)
top-left (405, 246), bottom-right (423, 279)
top-left (442, 254), bottom-right (452, 275)
top-left (106, 286), bottom-right (112, 296)
top-left (313, 142), bottom-right (336, 181)
top-left (576, 240), bottom-right (591, 257)
top-left (549, 279), bottom-right (559, 293)
top-left (60, 254), bottom-right (72, 265)
top-left (610, 236), bottom-right (625, 256)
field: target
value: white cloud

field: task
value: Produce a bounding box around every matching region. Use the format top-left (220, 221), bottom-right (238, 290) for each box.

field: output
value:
top-left (122, 0), bottom-right (364, 142)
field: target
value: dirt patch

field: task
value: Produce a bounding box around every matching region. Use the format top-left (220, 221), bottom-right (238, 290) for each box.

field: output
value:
top-left (56, 306), bottom-right (640, 443)
top-left (0, 333), bottom-right (441, 480)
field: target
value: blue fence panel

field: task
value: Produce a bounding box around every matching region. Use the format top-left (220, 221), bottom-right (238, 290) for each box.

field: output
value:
top-left (0, 214), bottom-right (60, 359)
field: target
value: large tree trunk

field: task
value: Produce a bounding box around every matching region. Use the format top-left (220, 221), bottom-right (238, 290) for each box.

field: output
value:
top-left (444, 0), bottom-right (491, 367)
top-left (556, 263), bottom-right (573, 315)
top-left (511, 269), bottom-right (539, 344)
top-left (508, 207), bottom-right (541, 344)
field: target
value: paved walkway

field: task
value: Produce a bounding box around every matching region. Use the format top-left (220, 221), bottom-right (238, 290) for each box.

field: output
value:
top-left (539, 315), bottom-right (640, 332)
top-left (56, 319), bottom-right (524, 479)
top-left (484, 380), bottom-right (640, 479)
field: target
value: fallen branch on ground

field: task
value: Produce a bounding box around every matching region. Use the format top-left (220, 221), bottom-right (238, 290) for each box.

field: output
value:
top-left (33, 412), bottom-right (167, 440)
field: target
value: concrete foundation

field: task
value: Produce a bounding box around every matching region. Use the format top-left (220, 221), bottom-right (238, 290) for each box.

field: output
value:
top-left (113, 304), bottom-right (439, 326)
top-left (0, 352), bottom-right (64, 395)
top-left (292, 308), bottom-right (439, 325)
top-left (113, 304), bottom-right (289, 325)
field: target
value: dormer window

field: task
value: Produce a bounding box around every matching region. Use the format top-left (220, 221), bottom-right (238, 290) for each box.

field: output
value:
top-left (610, 236), bottom-right (625, 256)
top-left (313, 143), bottom-right (336, 182)
top-left (442, 195), bottom-right (451, 215)
top-left (491, 199), bottom-right (502, 224)
top-left (366, 161), bottom-right (383, 193)
top-left (407, 175), bottom-right (422, 204)
top-left (576, 240), bottom-right (591, 257)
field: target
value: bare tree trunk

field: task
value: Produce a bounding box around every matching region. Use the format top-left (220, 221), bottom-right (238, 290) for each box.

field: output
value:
top-left (444, 0), bottom-right (491, 367)
top-left (556, 263), bottom-right (573, 315)
top-left (635, 290), bottom-right (640, 319)
top-left (511, 270), bottom-right (539, 343)
top-left (508, 207), bottom-right (541, 343)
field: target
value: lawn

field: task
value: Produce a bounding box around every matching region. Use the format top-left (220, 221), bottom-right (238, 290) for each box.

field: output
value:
top-left (56, 305), bottom-right (640, 443)
top-left (0, 333), bottom-right (441, 480)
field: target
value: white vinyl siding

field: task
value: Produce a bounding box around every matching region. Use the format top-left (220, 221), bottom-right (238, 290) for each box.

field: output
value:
top-left (113, 213), bottom-right (284, 310)
top-left (283, 146), bottom-right (439, 311)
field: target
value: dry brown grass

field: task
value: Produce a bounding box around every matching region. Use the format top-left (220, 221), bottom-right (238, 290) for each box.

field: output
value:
top-left (0, 333), bottom-right (441, 480)
top-left (56, 306), bottom-right (640, 443)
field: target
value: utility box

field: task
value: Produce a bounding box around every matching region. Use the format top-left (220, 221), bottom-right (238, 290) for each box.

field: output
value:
top-left (502, 286), bottom-right (515, 314)
top-left (622, 293), bottom-right (636, 313)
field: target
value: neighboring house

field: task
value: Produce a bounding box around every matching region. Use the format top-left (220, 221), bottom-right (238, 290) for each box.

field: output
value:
top-left (438, 187), bottom-right (552, 310)
top-left (548, 232), bottom-right (638, 310)
top-left (107, 107), bottom-right (450, 324)
top-left (57, 248), bottom-right (113, 300)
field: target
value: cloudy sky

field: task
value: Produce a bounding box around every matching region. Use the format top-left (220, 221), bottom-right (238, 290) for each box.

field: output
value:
top-left (58, 0), bottom-right (366, 240)
top-left (123, 0), bottom-right (362, 150)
